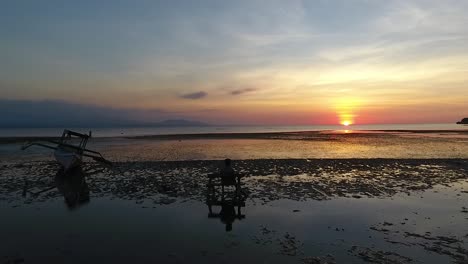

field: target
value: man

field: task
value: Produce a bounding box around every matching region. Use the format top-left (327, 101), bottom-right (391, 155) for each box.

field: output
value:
top-left (207, 158), bottom-right (239, 195)
top-left (220, 158), bottom-right (236, 186)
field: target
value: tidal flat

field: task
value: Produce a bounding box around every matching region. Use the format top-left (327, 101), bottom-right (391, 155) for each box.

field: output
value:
top-left (0, 131), bottom-right (467, 263)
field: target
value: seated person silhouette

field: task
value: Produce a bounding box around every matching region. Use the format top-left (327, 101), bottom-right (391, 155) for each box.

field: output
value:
top-left (220, 158), bottom-right (236, 186)
top-left (208, 159), bottom-right (239, 192)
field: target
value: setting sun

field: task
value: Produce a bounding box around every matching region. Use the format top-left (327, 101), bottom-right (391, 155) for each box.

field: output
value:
top-left (342, 121), bottom-right (351, 126)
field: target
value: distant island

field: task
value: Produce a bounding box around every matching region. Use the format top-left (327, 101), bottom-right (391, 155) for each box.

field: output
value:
top-left (0, 99), bottom-right (211, 128)
top-left (456, 118), bottom-right (468, 124)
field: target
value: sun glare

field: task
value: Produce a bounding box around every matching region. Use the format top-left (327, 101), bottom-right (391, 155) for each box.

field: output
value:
top-left (342, 121), bottom-right (351, 126)
top-left (333, 97), bottom-right (360, 128)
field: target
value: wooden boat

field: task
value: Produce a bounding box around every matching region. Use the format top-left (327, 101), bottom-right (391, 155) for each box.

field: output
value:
top-left (22, 129), bottom-right (111, 170)
top-left (54, 146), bottom-right (82, 170)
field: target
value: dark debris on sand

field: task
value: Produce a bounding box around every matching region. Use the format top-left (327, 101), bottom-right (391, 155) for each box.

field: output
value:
top-left (348, 245), bottom-right (413, 264)
top-left (301, 255), bottom-right (336, 264)
top-left (251, 225), bottom-right (305, 258)
top-left (369, 222), bottom-right (468, 263)
top-left (1, 159), bottom-right (467, 206)
top-left (1, 159), bottom-right (468, 263)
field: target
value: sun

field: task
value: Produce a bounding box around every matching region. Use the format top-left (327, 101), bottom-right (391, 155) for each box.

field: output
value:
top-left (334, 97), bottom-right (360, 128)
top-left (341, 121), bottom-right (351, 126)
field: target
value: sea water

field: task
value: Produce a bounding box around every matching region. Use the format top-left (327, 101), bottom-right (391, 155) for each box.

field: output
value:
top-left (0, 123), bottom-right (465, 138)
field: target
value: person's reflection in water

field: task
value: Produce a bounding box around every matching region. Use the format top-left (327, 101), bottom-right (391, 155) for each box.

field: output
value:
top-left (207, 189), bottom-right (246, 232)
top-left (55, 166), bottom-right (90, 210)
top-left (220, 202), bottom-right (237, 231)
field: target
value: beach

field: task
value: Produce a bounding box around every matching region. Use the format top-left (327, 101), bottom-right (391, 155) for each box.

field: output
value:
top-left (1, 130), bottom-right (468, 263)
top-left (2, 129), bottom-right (468, 162)
top-left (4, 0), bottom-right (468, 262)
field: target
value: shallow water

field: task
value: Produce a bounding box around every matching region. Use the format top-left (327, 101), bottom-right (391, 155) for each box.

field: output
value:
top-left (1, 160), bottom-right (467, 263)
top-left (1, 183), bottom-right (467, 263)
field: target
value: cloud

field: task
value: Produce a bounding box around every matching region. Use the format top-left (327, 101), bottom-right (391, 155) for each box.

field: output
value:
top-left (179, 91), bottom-right (207, 99)
top-left (230, 88), bottom-right (257, 95)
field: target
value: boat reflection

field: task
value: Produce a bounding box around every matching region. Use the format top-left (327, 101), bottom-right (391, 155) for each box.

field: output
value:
top-left (22, 166), bottom-right (90, 210)
top-left (206, 189), bottom-right (246, 232)
top-left (55, 166), bottom-right (90, 210)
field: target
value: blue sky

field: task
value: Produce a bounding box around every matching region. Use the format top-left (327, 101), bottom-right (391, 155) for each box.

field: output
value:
top-left (1, 0), bottom-right (467, 125)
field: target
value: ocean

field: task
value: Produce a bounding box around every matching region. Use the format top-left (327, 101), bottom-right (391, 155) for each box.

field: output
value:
top-left (0, 123), bottom-right (465, 137)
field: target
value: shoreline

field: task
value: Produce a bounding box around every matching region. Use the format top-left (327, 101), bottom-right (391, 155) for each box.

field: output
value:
top-left (3, 129), bottom-right (468, 160)
top-left (0, 128), bottom-right (467, 143)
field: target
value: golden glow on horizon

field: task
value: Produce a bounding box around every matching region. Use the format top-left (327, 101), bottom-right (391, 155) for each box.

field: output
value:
top-left (3, 0), bottom-right (468, 127)
top-left (333, 97), bottom-right (361, 126)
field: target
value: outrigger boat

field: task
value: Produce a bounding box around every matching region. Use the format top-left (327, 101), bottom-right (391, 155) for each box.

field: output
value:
top-left (21, 129), bottom-right (112, 170)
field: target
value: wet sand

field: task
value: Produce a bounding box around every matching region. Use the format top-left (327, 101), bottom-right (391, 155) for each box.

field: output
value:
top-left (2, 130), bottom-right (468, 162)
top-left (1, 158), bottom-right (467, 263)
top-left (1, 130), bottom-right (468, 263)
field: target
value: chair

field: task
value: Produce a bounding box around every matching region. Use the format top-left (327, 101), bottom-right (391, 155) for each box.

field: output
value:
top-left (208, 172), bottom-right (242, 197)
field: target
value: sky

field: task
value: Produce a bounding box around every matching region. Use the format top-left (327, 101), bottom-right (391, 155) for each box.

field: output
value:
top-left (1, 0), bottom-right (467, 126)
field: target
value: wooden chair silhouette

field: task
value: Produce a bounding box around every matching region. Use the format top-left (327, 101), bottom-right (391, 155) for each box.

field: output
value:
top-left (208, 171), bottom-right (241, 197)
top-left (208, 159), bottom-right (241, 196)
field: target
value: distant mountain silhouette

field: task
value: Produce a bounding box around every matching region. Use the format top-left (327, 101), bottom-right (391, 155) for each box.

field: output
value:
top-left (0, 99), bottom-right (209, 128)
top-left (456, 118), bottom-right (468, 124)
